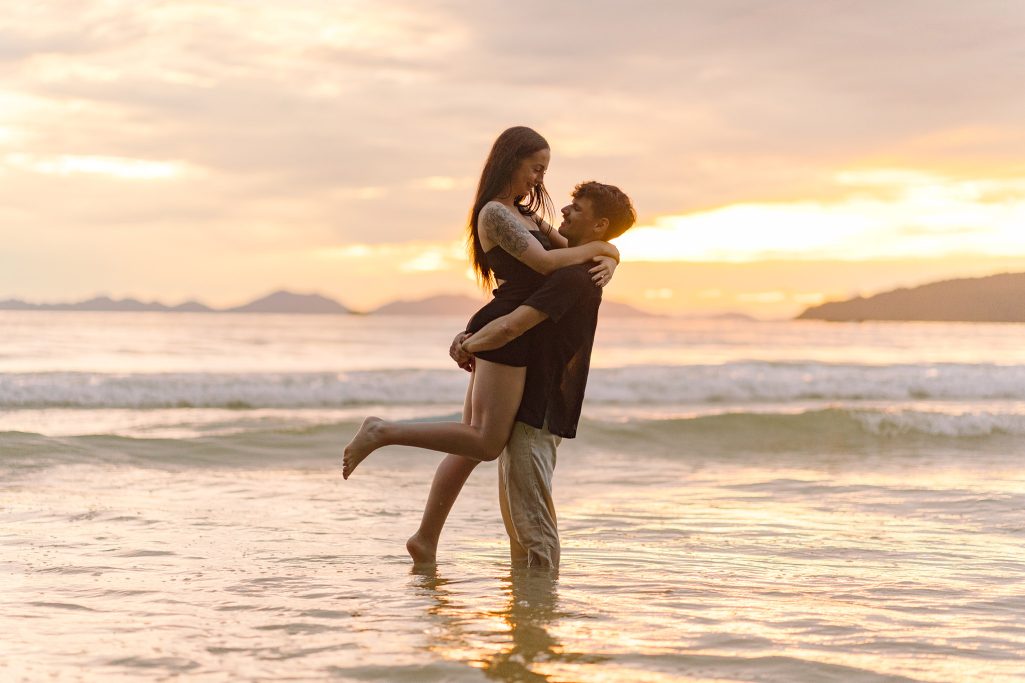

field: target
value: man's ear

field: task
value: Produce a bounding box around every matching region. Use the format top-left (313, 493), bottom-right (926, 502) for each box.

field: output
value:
top-left (593, 217), bottom-right (609, 237)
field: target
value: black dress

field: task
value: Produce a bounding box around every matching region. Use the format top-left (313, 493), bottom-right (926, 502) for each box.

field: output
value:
top-left (465, 230), bottom-right (551, 367)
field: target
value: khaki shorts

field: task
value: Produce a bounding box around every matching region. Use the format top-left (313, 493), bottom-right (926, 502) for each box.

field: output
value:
top-left (498, 421), bottom-right (562, 568)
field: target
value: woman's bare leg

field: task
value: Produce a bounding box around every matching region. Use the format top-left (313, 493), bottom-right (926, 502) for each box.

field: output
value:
top-left (406, 455), bottom-right (480, 564)
top-left (343, 359), bottom-right (526, 478)
top-left (407, 376), bottom-right (479, 564)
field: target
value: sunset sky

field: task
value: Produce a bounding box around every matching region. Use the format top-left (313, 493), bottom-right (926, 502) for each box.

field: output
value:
top-left (2, 1), bottom-right (1025, 317)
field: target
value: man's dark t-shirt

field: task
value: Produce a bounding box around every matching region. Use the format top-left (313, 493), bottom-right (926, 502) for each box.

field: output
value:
top-left (515, 263), bottom-right (602, 438)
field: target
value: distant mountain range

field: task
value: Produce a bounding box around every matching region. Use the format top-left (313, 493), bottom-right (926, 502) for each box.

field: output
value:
top-left (19, 271), bottom-right (1017, 321)
top-left (0, 295), bottom-right (216, 313)
top-left (371, 295), bottom-right (483, 316)
top-left (798, 272), bottom-right (1025, 322)
top-left (0, 290), bottom-right (662, 317)
top-left (228, 291), bottom-right (350, 314)
top-left (371, 294), bottom-right (660, 318)
top-left (0, 290), bottom-right (350, 315)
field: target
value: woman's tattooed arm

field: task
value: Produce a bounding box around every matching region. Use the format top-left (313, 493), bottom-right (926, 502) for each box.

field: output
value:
top-left (480, 202), bottom-right (531, 256)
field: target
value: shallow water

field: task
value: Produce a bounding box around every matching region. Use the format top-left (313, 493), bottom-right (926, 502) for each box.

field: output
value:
top-left (3, 312), bottom-right (1025, 681)
top-left (3, 435), bottom-right (1024, 682)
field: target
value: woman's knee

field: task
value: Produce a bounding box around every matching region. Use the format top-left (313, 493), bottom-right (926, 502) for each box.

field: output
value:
top-left (477, 433), bottom-right (509, 462)
top-left (478, 445), bottom-right (503, 462)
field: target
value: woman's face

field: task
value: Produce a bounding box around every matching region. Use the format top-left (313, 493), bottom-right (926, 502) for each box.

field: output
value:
top-left (512, 148), bottom-right (550, 197)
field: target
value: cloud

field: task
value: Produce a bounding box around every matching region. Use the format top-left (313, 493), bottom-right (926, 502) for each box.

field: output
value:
top-left (614, 170), bottom-right (1025, 261)
top-left (3, 153), bottom-right (188, 179)
top-left (2, 0), bottom-right (1025, 306)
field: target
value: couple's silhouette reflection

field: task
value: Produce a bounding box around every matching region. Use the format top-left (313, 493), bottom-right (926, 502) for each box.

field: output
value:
top-left (411, 564), bottom-right (604, 682)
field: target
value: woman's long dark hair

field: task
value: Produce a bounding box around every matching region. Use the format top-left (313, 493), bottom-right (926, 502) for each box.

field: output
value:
top-left (467, 126), bottom-right (555, 289)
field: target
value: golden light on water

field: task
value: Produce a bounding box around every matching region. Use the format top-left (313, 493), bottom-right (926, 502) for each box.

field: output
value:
top-left (12, 439), bottom-right (1018, 680)
top-left (395, 457), bottom-right (1025, 682)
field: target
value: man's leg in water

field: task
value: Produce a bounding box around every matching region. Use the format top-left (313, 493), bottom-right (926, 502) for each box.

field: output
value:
top-left (498, 422), bottom-right (561, 568)
top-left (499, 453), bottom-right (529, 565)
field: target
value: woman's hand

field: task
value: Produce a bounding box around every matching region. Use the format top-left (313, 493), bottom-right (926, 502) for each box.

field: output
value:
top-left (590, 255), bottom-right (617, 288)
top-left (601, 242), bottom-right (621, 263)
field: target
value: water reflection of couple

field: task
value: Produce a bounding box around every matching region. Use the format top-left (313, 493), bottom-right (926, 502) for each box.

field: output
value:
top-left (413, 566), bottom-right (602, 681)
top-left (344, 126), bottom-right (636, 568)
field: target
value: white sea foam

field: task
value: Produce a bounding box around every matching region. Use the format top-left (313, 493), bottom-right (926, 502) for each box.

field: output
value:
top-left (4, 362), bottom-right (1025, 408)
top-left (848, 407), bottom-right (1025, 437)
top-left (586, 362), bottom-right (1025, 403)
top-left (4, 404), bottom-right (1025, 445)
top-left (720, 406), bottom-right (1025, 438)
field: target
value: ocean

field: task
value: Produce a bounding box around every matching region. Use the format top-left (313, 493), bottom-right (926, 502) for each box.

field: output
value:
top-left (2, 310), bottom-right (1024, 682)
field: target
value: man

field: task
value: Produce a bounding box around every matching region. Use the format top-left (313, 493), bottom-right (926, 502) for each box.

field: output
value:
top-left (411, 181), bottom-right (636, 568)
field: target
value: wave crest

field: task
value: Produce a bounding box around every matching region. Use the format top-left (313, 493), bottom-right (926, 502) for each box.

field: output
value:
top-left (5, 363), bottom-right (1025, 408)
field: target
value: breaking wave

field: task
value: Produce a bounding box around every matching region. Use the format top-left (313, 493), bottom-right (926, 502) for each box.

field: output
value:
top-left (4, 362), bottom-right (1025, 408)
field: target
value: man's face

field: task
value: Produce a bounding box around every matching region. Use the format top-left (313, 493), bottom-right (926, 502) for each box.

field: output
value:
top-left (558, 196), bottom-right (599, 244)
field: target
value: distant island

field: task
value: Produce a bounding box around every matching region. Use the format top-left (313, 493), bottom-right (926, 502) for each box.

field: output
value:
top-left (0, 290), bottom-right (661, 317)
top-left (798, 272), bottom-right (1025, 322)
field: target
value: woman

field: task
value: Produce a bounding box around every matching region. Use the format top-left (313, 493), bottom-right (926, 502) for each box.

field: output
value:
top-left (342, 127), bottom-right (618, 485)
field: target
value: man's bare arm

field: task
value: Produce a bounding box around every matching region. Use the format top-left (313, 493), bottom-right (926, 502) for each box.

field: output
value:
top-left (462, 305), bottom-right (549, 354)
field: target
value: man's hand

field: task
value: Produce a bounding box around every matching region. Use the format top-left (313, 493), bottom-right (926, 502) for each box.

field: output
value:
top-left (590, 255), bottom-right (618, 288)
top-left (449, 331), bottom-right (475, 372)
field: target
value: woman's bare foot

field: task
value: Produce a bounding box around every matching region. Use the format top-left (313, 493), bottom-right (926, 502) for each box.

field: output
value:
top-left (342, 416), bottom-right (386, 479)
top-left (406, 531), bottom-right (437, 565)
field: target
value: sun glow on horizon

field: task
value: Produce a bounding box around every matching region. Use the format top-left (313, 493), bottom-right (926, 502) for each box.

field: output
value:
top-left (614, 170), bottom-right (1025, 263)
top-left (298, 167), bottom-right (1025, 316)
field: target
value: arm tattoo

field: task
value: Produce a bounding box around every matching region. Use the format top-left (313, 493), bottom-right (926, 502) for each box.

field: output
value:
top-left (482, 203), bottom-right (531, 257)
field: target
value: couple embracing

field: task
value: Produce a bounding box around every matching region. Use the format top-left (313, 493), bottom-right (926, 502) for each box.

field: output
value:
top-left (343, 126), bottom-right (636, 569)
